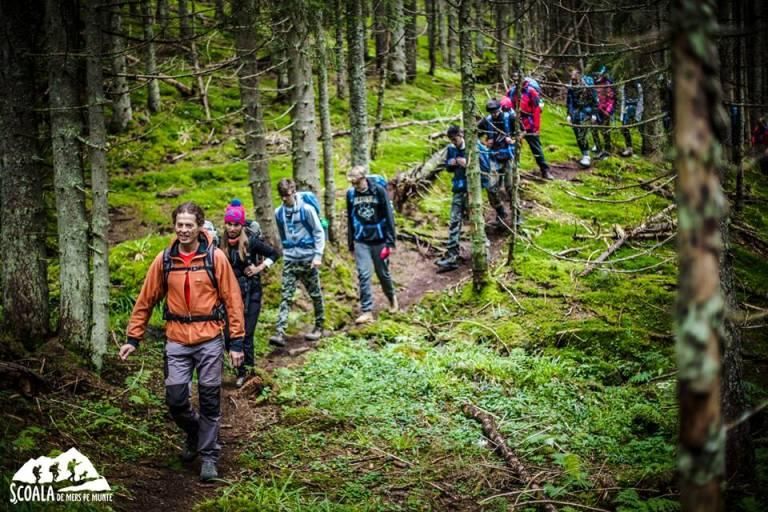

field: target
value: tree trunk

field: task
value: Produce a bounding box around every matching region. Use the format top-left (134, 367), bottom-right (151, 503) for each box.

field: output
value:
top-left (0, 0), bottom-right (49, 348)
top-left (447, 8), bottom-right (457, 69)
top-left (334, 0), bottom-right (347, 99)
top-left (142, 0), bottom-right (161, 112)
top-left (371, 31), bottom-right (390, 161)
top-left (427, 0), bottom-right (436, 75)
top-left (178, 0), bottom-right (191, 39)
top-left (673, 1), bottom-right (726, 510)
top-left (346, 0), bottom-right (369, 168)
top-left (316, 15), bottom-right (338, 245)
top-left (190, 1), bottom-right (211, 121)
top-left (287, 8), bottom-right (320, 195)
top-left (373, 0), bottom-right (387, 73)
top-left (156, 0), bottom-right (168, 34)
top-left (495, 1), bottom-right (509, 83)
top-left (473, 0), bottom-right (485, 57)
top-left (388, 0), bottom-right (406, 85)
top-left (46, 0), bottom-right (92, 352)
top-left (84, 0), bottom-right (109, 371)
top-left (404, 0), bottom-right (417, 81)
top-left (274, 38), bottom-right (291, 102)
top-left (458, 0), bottom-right (488, 290)
top-left (232, 0), bottom-right (278, 245)
top-left (214, 0), bottom-right (225, 21)
top-left (439, 0), bottom-right (448, 65)
top-left (108, 3), bottom-right (132, 132)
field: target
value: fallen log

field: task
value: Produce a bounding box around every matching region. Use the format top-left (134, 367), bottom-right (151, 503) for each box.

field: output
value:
top-left (390, 148), bottom-right (447, 211)
top-left (0, 361), bottom-right (49, 397)
top-left (732, 222), bottom-right (768, 257)
top-left (463, 404), bottom-right (557, 512)
top-left (579, 204), bottom-right (676, 277)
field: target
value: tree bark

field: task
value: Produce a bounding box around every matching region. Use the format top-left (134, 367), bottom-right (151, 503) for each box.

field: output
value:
top-left (287, 5), bottom-right (320, 195)
top-left (373, 0), bottom-right (387, 73)
top-left (495, 1), bottom-right (509, 83)
top-left (178, 0), bottom-right (191, 40)
top-left (427, 0), bottom-right (437, 75)
top-left (447, 8), bottom-right (457, 69)
top-left (404, 0), bottom-right (417, 81)
top-left (108, 3), bottom-right (133, 132)
top-left (0, 0), bottom-right (49, 348)
top-left (458, 0), bottom-right (488, 290)
top-left (438, 0), bottom-right (448, 65)
top-left (316, 15), bottom-right (338, 245)
top-left (473, 0), bottom-right (485, 57)
top-left (673, 1), bottom-right (726, 510)
top-left (46, 0), bottom-right (92, 351)
top-left (142, 0), bottom-right (161, 112)
top-left (346, 0), bottom-right (369, 168)
top-left (334, 0), bottom-right (348, 99)
top-left (371, 31), bottom-right (390, 161)
top-left (84, 0), bottom-right (109, 370)
top-left (387, 0), bottom-right (407, 85)
top-left (190, 0), bottom-right (211, 120)
top-left (232, 0), bottom-right (278, 245)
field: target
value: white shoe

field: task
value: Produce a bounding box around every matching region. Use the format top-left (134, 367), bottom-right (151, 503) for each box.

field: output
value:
top-left (355, 312), bottom-right (374, 324)
top-left (388, 295), bottom-right (399, 313)
top-left (578, 154), bottom-right (591, 168)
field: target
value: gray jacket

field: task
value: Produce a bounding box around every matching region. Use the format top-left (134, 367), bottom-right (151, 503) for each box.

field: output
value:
top-left (275, 197), bottom-right (325, 263)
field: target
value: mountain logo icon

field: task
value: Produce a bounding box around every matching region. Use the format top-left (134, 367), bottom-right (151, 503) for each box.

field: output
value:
top-left (9, 448), bottom-right (112, 504)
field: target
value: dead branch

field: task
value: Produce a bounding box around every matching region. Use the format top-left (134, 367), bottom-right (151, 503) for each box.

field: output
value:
top-left (579, 204), bottom-right (676, 277)
top-left (0, 361), bottom-right (49, 397)
top-left (463, 403), bottom-right (557, 512)
top-left (390, 148), bottom-right (448, 210)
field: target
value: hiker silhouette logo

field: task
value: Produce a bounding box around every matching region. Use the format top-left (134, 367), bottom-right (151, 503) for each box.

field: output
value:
top-left (9, 447), bottom-right (113, 504)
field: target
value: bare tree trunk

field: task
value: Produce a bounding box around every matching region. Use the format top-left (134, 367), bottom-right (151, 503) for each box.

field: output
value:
top-left (495, 0), bottom-right (509, 83)
top-left (84, 0), bottom-right (109, 370)
top-left (109, 3), bottom-right (132, 132)
top-left (156, 0), bottom-right (168, 34)
top-left (190, 1), bottom-right (211, 120)
top-left (388, 0), bottom-right (407, 84)
top-left (673, 0), bottom-right (726, 509)
top-left (274, 38), bottom-right (291, 102)
top-left (46, 0), bottom-right (92, 351)
top-left (458, 0), bottom-right (488, 290)
top-left (346, 0), bottom-right (369, 168)
top-left (287, 6), bottom-right (320, 195)
top-left (371, 31), bottom-right (390, 161)
top-left (316, 15), bottom-right (338, 245)
top-left (447, 8), bottom-right (457, 69)
top-left (142, 0), bottom-right (161, 112)
top-left (0, 0), bottom-right (49, 348)
top-left (232, 0), bottom-right (278, 244)
top-left (427, 0), bottom-right (436, 75)
top-left (334, 0), bottom-right (347, 99)
top-left (214, 0), bottom-right (224, 21)
top-left (473, 0), bottom-right (485, 57)
top-left (373, 0), bottom-right (387, 73)
top-left (404, 0), bottom-right (417, 81)
top-left (178, 0), bottom-right (191, 39)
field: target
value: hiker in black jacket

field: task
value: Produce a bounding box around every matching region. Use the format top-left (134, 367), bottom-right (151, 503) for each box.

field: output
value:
top-left (346, 165), bottom-right (398, 324)
top-left (222, 199), bottom-right (279, 388)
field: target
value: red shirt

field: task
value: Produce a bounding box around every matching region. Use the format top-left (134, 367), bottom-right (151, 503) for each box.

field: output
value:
top-left (178, 250), bottom-right (196, 308)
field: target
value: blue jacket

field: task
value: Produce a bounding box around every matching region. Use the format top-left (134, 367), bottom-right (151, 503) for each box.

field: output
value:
top-left (478, 111), bottom-right (516, 161)
top-left (566, 76), bottom-right (598, 117)
top-left (346, 178), bottom-right (396, 250)
top-left (476, 141), bottom-right (495, 189)
top-left (274, 197), bottom-right (325, 263)
top-left (446, 141), bottom-right (468, 193)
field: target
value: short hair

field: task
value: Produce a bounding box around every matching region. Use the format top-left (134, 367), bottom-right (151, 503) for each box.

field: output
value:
top-left (347, 165), bottom-right (366, 181)
top-left (277, 178), bottom-right (296, 197)
top-left (172, 202), bottom-right (205, 226)
top-left (446, 125), bottom-right (462, 138)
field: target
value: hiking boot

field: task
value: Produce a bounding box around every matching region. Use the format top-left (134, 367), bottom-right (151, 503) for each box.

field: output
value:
top-left (355, 312), bottom-right (374, 325)
top-left (200, 461), bottom-right (218, 482)
top-left (541, 167), bottom-right (554, 180)
top-left (436, 261), bottom-right (459, 273)
top-left (235, 375), bottom-right (246, 388)
top-left (597, 150), bottom-right (610, 160)
top-left (436, 255), bottom-right (458, 268)
top-left (305, 327), bottom-right (323, 341)
top-left (269, 333), bottom-right (286, 347)
top-left (578, 154), bottom-right (591, 168)
top-left (180, 437), bottom-right (198, 463)
top-left (388, 295), bottom-right (399, 314)
top-left (620, 147), bottom-right (633, 157)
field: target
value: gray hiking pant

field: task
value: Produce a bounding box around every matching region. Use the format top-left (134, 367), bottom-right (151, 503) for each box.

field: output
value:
top-left (354, 241), bottom-right (395, 312)
top-left (164, 336), bottom-right (224, 463)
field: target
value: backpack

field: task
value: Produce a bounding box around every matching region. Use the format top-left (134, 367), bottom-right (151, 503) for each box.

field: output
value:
top-left (203, 220), bottom-right (220, 247)
top-left (161, 238), bottom-right (224, 323)
top-left (276, 191), bottom-right (322, 249)
top-left (244, 219), bottom-right (262, 240)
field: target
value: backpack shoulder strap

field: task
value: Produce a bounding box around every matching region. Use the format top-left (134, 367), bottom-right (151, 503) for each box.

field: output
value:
top-left (162, 248), bottom-right (172, 292)
top-left (276, 205), bottom-right (287, 241)
top-left (205, 244), bottom-right (218, 292)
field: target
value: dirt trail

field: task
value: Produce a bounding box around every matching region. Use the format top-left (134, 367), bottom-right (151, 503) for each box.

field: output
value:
top-left (110, 171), bottom-right (564, 511)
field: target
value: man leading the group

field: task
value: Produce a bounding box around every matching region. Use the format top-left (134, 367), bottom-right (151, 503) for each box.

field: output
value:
top-left (119, 202), bottom-right (245, 482)
top-left (346, 166), bottom-right (398, 323)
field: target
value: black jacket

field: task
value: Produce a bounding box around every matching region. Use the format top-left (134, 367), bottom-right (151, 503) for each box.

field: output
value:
top-left (224, 231), bottom-right (279, 301)
top-left (346, 179), bottom-right (396, 251)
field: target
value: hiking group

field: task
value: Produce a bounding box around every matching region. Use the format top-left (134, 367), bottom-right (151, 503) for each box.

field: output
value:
top-left (112, 64), bottom-right (707, 481)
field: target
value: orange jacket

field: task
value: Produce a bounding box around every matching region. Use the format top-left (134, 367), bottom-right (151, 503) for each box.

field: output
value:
top-left (126, 232), bottom-right (245, 350)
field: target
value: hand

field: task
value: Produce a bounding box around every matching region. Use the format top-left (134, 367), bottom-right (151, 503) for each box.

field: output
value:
top-left (379, 246), bottom-right (392, 260)
top-left (505, 137), bottom-right (513, 145)
top-left (229, 351), bottom-right (244, 367)
top-left (455, 157), bottom-right (467, 167)
top-left (566, 115), bottom-right (572, 123)
top-left (447, 158), bottom-right (456, 166)
top-left (119, 344), bottom-right (136, 361)
top-left (244, 263), bottom-right (263, 277)
top-left (311, 258), bottom-right (322, 269)
top-left (591, 115), bottom-right (597, 122)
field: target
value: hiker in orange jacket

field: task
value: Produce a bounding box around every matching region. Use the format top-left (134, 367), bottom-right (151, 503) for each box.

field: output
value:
top-left (118, 201), bottom-right (245, 482)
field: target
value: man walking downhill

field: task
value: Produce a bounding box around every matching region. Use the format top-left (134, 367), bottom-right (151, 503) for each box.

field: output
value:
top-left (507, 71), bottom-right (554, 180)
top-left (269, 179), bottom-right (326, 347)
top-left (119, 202), bottom-right (245, 482)
top-left (566, 68), bottom-right (600, 168)
top-left (346, 166), bottom-right (398, 323)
